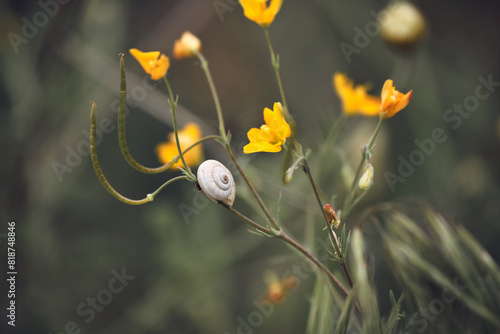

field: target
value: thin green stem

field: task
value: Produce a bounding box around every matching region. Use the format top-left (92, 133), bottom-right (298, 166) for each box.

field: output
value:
top-left (302, 160), bottom-right (354, 289)
top-left (225, 145), bottom-right (280, 231)
top-left (166, 135), bottom-right (222, 168)
top-left (90, 103), bottom-right (186, 204)
top-left (147, 175), bottom-right (189, 200)
top-left (343, 161), bottom-right (364, 216)
top-left (263, 26), bottom-right (300, 179)
top-left (227, 206), bottom-right (273, 235)
top-left (163, 77), bottom-right (196, 180)
top-left (343, 117), bottom-right (383, 218)
top-left (367, 117), bottom-right (383, 150)
top-left (264, 28), bottom-right (289, 115)
top-left (342, 191), bottom-right (367, 219)
top-left (117, 55), bottom-right (219, 174)
top-left (193, 48), bottom-right (279, 229)
top-left (194, 51), bottom-right (227, 142)
top-left (194, 47), bottom-right (280, 231)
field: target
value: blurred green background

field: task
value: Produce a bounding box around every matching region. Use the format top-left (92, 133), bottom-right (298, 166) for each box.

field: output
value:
top-left (1, 0), bottom-right (500, 333)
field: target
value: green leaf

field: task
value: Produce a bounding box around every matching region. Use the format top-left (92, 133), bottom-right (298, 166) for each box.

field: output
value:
top-left (383, 291), bottom-right (404, 334)
top-left (334, 286), bottom-right (358, 334)
top-left (351, 228), bottom-right (383, 333)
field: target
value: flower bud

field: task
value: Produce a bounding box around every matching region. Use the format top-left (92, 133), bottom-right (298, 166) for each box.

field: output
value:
top-left (358, 164), bottom-right (374, 190)
top-left (284, 167), bottom-right (294, 184)
top-left (323, 204), bottom-right (340, 229)
top-left (173, 31), bottom-right (201, 60)
top-left (378, 1), bottom-right (426, 51)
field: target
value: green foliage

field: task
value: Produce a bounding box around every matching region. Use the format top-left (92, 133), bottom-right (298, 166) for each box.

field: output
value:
top-left (303, 203), bottom-right (500, 333)
top-left (306, 273), bottom-right (338, 334)
top-left (370, 203), bottom-right (500, 333)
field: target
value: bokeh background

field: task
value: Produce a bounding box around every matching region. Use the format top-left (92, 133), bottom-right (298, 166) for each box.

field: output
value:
top-left (1, 0), bottom-right (500, 333)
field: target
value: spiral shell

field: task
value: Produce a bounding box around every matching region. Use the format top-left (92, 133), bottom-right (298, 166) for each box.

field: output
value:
top-left (197, 160), bottom-right (235, 207)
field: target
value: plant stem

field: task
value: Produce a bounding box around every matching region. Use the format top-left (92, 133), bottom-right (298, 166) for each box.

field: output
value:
top-left (302, 160), bottom-right (354, 289)
top-left (90, 102), bottom-right (187, 204)
top-left (264, 28), bottom-right (289, 115)
top-left (147, 175), bottom-right (189, 200)
top-left (163, 77), bottom-right (196, 180)
top-left (343, 117), bottom-right (383, 218)
top-left (227, 206), bottom-right (273, 235)
top-left (194, 51), bottom-right (227, 142)
top-left (117, 55), bottom-right (220, 174)
top-left (277, 232), bottom-right (356, 307)
top-left (263, 26), bottom-right (301, 180)
top-left (226, 145), bottom-right (280, 231)
top-left (224, 204), bottom-right (357, 313)
top-left (195, 47), bottom-right (279, 231)
top-left (367, 117), bottom-right (383, 151)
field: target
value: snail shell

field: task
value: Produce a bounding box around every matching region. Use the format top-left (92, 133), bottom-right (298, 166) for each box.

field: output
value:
top-left (197, 160), bottom-right (235, 207)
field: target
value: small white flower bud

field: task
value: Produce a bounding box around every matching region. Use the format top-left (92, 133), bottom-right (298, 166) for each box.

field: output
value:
top-left (358, 164), bottom-right (374, 190)
top-left (378, 1), bottom-right (426, 51)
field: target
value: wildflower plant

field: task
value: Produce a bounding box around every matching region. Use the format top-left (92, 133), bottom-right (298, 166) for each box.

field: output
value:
top-left (88, 1), bottom-right (500, 332)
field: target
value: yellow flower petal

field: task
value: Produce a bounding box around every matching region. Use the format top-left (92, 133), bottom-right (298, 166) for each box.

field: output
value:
top-left (379, 79), bottom-right (413, 119)
top-left (243, 142), bottom-right (282, 154)
top-left (155, 123), bottom-right (203, 169)
top-left (243, 102), bottom-right (291, 154)
top-left (173, 31), bottom-right (202, 60)
top-left (263, 102), bottom-right (291, 140)
top-left (333, 72), bottom-right (381, 117)
top-left (247, 127), bottom-right (274, 143)
top-left (129, 48), bottom-right (170, 81)
top-left (239, 0), bottom-right (283, 27)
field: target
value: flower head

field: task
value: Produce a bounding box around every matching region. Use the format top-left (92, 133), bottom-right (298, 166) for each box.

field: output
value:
top-left (379, 79), bottom-right (413, 119)
top-left (333, 72), bottom-right (382, 117)
top-left (239, 0), bottom-right (283, 27)
top-left (155, 123), bottom-right (203, 169)
top-left (129, 48), bottom-right (170, 81)
top-left (243, 102), bottom-right (291, 154)
top-left (173, 31), bottom-right (202, 60)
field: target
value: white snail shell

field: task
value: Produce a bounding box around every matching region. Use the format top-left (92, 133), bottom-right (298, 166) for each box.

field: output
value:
top-left (197, 160), bottom-right (235, 207)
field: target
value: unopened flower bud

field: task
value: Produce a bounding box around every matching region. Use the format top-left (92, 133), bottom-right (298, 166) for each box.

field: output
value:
top-left (284, 167), bottom-right (294, 184)
top-left (358, 164), bottom-right (374, 190)
top-left (173, 31), bottom-right (201, 59)
top-left (323, 204), bottom-right (340, 229)
top-left (378, 1), bottom-right (426, 51)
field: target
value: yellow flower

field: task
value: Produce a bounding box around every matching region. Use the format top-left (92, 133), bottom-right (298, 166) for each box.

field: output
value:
top-left (379, 79), bottom-right (413, 119)
top-left (333, 72), bottom-right (382, 117)
top-left (173, 31), bottom-right (202, 60)
top-left (243, 102), bottom-right (291, 154)
top-left (239, 0), bottom-right (283, 27)
top-left (129, 48), bottom-right (170, 81)
top-left (155, 123), bottom-right (203, 169)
